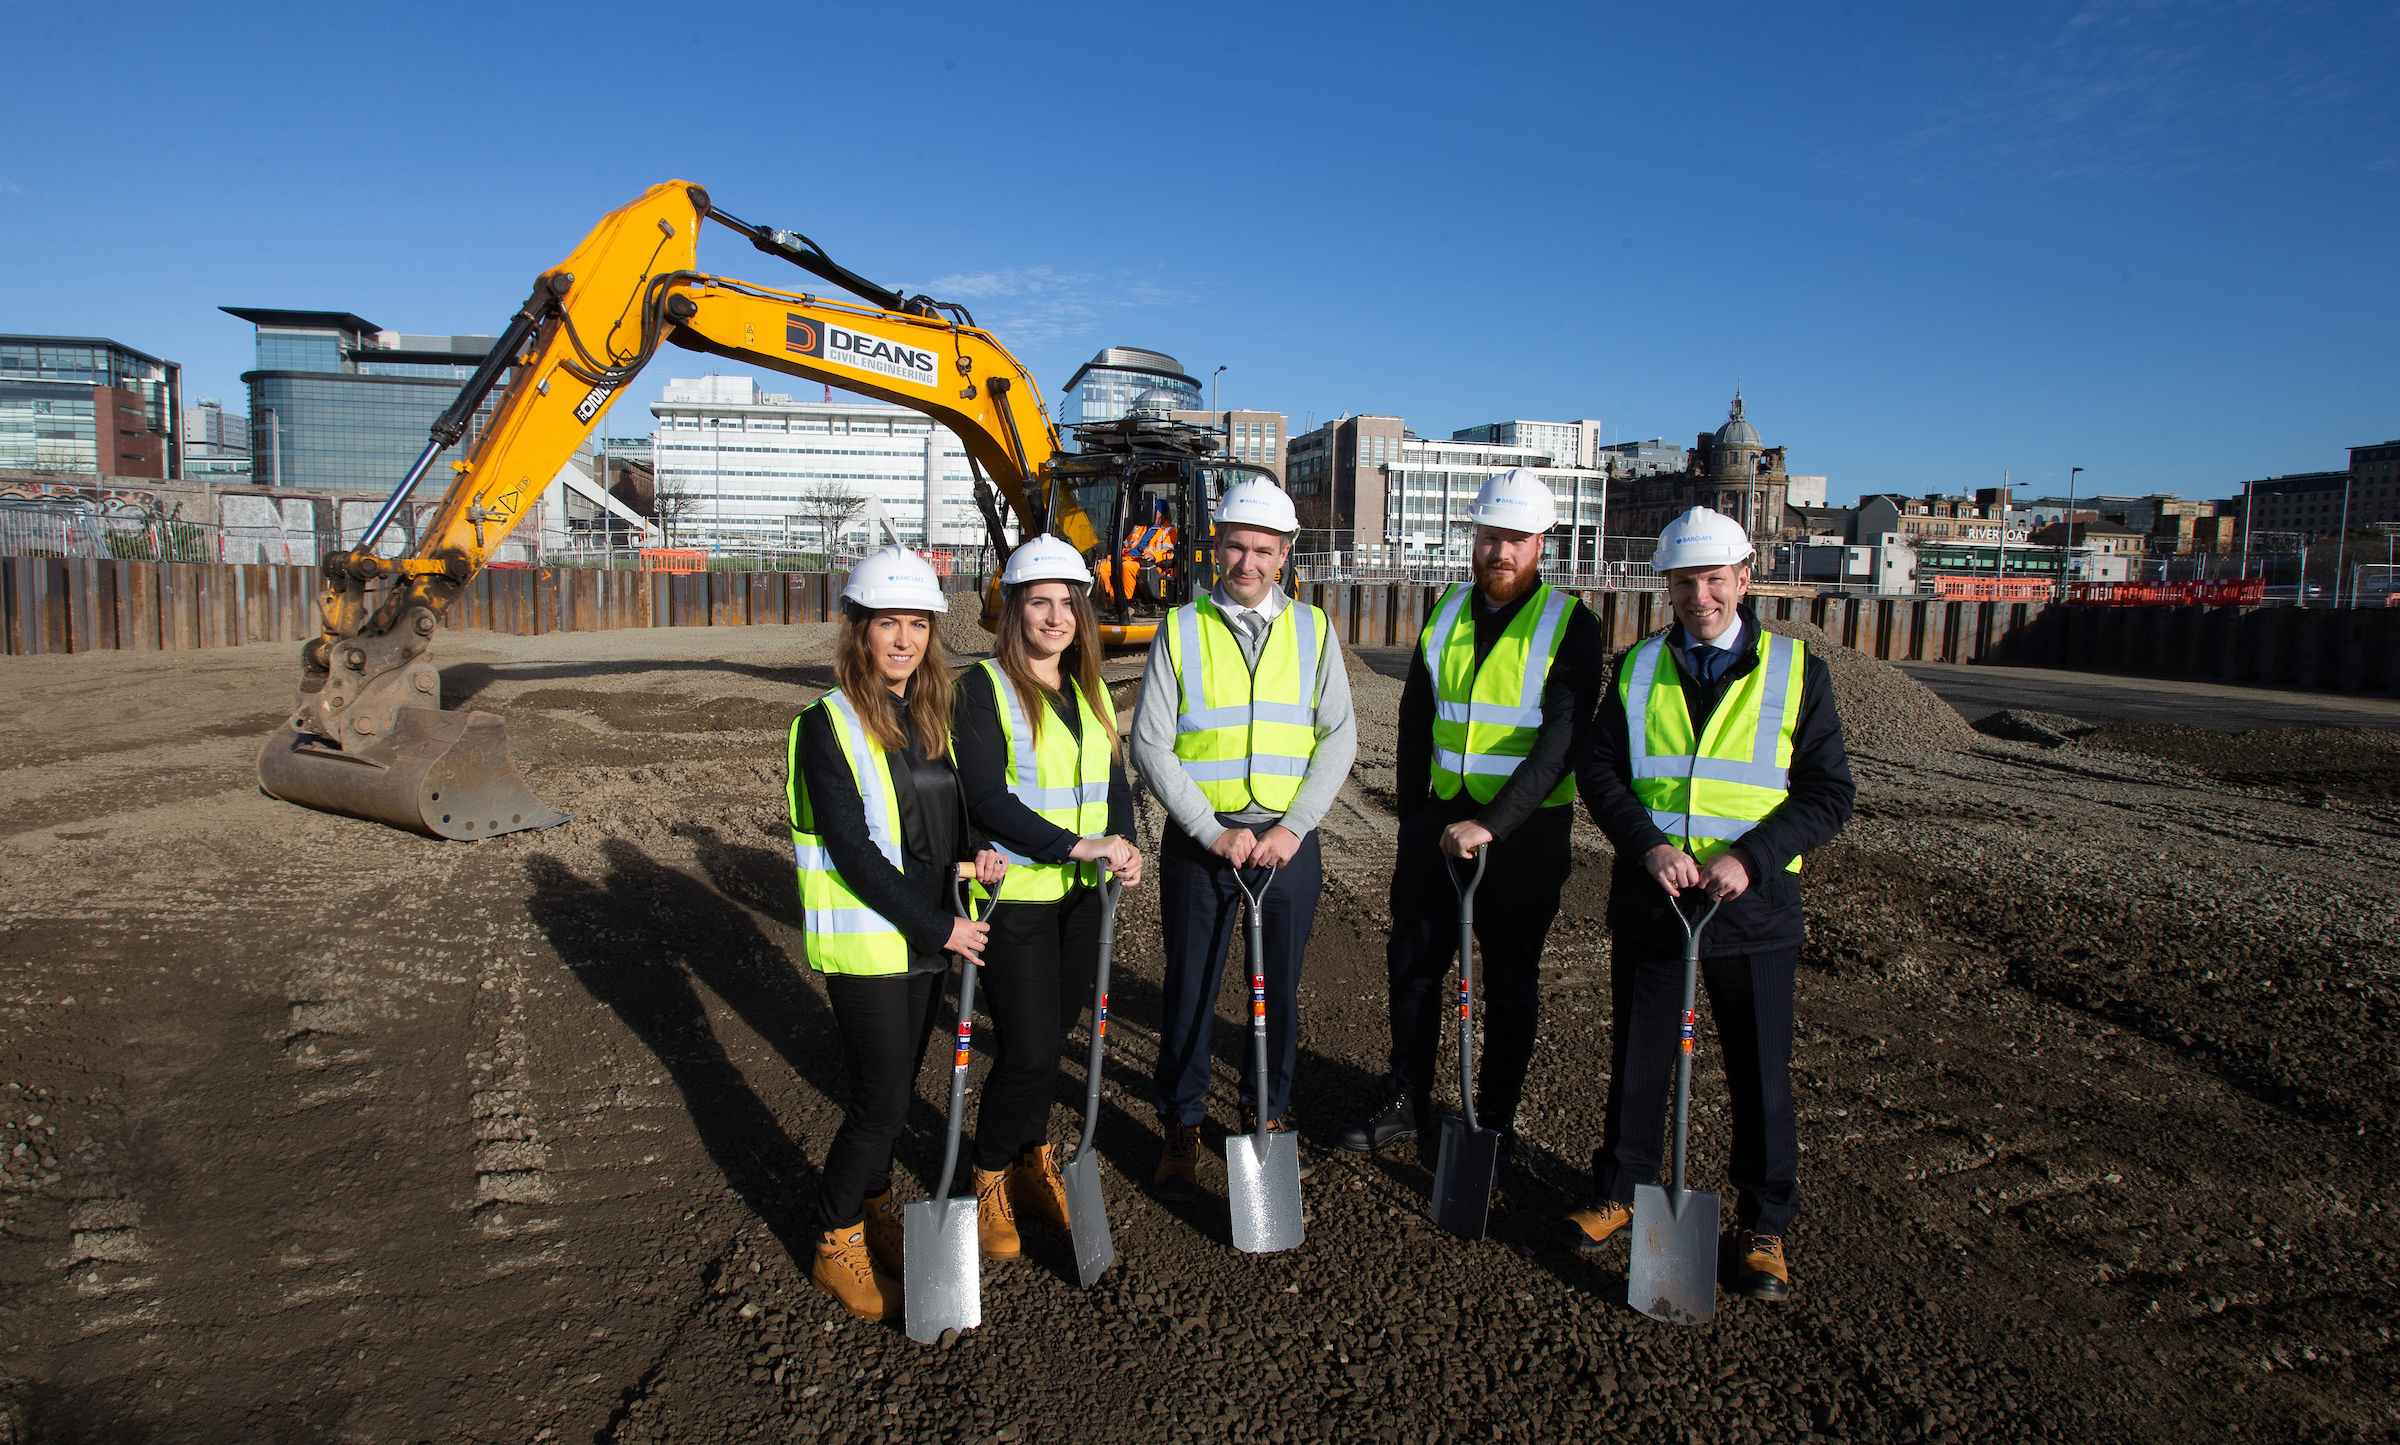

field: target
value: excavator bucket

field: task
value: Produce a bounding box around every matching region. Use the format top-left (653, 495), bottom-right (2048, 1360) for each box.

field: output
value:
top-left (256, 708), bottom-right (568, 841)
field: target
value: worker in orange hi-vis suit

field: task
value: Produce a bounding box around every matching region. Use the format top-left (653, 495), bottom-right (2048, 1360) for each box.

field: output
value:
top-left (1112, 504), bottom-right (1179, 606)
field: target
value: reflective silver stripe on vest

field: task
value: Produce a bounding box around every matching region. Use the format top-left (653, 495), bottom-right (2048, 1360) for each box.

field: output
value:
top-left (794, 842), bottom-right (837, 871)
top-left (1750, 633), bottom-right (1794, 768)
top-left (803, 906), bottom-right (908, 934)
top-left (1174, 599), bottom-right (1322, 732)
top-left (1249, 754), bottom-right (1311, 778)
top-left (1419, 583), bottom-right (1470, 681)
top-left (823, 691), bottom-right (904, 869)
top-left (1622, 639), bottom-right (1665, 776)
top-left (1630, 754), bottom-right (1790, 788)
top-left (1177, 757), bottom-right (1251, 781)
top-left (1648, 808), bottom-right (1761, 842)
top-left (1513, 588), bottom-right (1573, 717)
top-left (1433, 746), bottom-right (1524, 778)
top-left (987, 668), bottom-right (1109, 814)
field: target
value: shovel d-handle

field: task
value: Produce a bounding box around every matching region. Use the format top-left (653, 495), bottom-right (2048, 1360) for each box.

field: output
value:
top-left (1079, 873), bottom-right (1124, 1154)
top-left (931, 864), bottom-right (988, 1214)
top-left (1446, 848), bottom-right (1490, 1133)
top-left (1666, 892), bottom-right (1720, 1206)
top-left (1231, 865), bottom-right (1279, 1129)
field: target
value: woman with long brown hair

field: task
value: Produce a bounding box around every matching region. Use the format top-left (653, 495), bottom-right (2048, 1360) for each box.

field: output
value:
top-left (788, 546), bottom-right (1005, 1321)
top-left (950, 536), bottom-right (1140, 1262)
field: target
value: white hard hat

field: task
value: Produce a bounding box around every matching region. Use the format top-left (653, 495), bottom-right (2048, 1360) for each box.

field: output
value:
top-left (1000, 534), bottom-right (1093, 587)
top-left (1652, 507), bottom-right (1754, 573)
top-left (841, 545), bottom-right (949, 612)
top-left (1213, 476), bottom-right (1299, 534)
top-left (1465, 467), bottom-right (1557, 534)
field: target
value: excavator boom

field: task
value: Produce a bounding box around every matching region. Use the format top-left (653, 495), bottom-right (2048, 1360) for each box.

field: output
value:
top-left (257, 180), bottom-right (1104, 839)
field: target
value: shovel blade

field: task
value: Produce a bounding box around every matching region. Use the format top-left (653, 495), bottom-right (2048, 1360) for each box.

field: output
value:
top-left (257, 710), bottom-right (568, 840)
top-left (1224, 1131), bottom-right (1303, 1254)
top-left (1628, 1183), bottom-right (1719, 1325)
top-left (1428, 1115), bottom-right (1501, 1241)
top-left (901, 1198), bottom-right (980, 1343)
top-left (1062, 1148), bottom-right (1114, 1288)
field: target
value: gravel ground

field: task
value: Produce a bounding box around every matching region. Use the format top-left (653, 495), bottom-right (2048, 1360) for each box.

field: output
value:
top-left (0, 618), bottom-right (2394, 1444)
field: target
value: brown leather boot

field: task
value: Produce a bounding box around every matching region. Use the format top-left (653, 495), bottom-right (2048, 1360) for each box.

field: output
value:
top-left (973, 1165), bottom-right (1021, 1260)
top-left (1553, 1200), bottom-right (1634, 1252)
top-left (861, 1189), bottom-right (903, 1277)
top-left (1151, 1122), bottom-right (1201, 1203)
top-left (1011, 1144), bottom-right (1072, 1231)
top-left (811, 1226), bottom-right (897, 1321)
top-left (1732, 1229), bottom-right (1793, 1301)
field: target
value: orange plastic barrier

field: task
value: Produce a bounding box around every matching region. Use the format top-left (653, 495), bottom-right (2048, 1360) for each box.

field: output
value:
top-left (1934, 577), bottom-right (2055, 602)
top-left (2063, 579), bottom-right (2264, 607)
top-left (639, 549), bottom-right (706, 575)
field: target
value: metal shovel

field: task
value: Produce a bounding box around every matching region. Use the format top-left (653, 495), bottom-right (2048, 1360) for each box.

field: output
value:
top-left (1629, 891), bottom-right (1723, 1326)
top-left (1430, 847), bottom-right (1501, 1241)
top-left (904, 867), bottom-right (986, 1344)
top-left (1063, 871), bottom-right (1125, 1288)
top-left (1224, 864), bottom-right (1303, 1254)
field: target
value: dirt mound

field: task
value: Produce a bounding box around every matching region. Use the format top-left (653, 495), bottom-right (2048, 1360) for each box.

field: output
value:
top-left (1762, 616), bottom-right (1979, 754)
top-left (1972, 708), bottom-right (2097, 748)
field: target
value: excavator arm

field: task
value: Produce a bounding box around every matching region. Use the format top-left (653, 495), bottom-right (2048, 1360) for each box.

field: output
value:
top-left (256, 179), bottom-right (1104, 839)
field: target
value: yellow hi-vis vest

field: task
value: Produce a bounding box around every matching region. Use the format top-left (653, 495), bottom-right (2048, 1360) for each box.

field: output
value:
top-left (785, 691), bottom-right (912, 976)
top-left (1422, 581), bottom-right (1580, 808)
top-left (1164, 593), bottom-right (1328, 815)
top-left (978, 659), bottom-right (1114, 903)
top-left (1620, 627), bottom-right (1807, 873)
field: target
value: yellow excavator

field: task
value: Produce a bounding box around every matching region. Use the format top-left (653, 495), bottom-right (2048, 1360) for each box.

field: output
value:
top-left (255, 180), bottom-right (1275, 841)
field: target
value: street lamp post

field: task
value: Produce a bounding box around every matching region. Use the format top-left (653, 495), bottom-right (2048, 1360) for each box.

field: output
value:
top-left (1212, 365), bottom-right (1227, 414)
top-left (2335, 468), bottom-right (2355, 607)
top-left (2060, 466), bottom-right (2083, 587)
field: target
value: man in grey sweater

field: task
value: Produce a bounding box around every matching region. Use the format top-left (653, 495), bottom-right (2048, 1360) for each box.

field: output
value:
top-left (1128, 480), bottom-right (1357, 1203)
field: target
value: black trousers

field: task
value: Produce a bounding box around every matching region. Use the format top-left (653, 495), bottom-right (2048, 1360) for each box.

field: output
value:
top-left (972, 882), bottom-right (1107, 1170)
top-left (1385, 804), bottom-right (1573, 1137)
top-left (1154, 823), bottom-right (1320, 1125)
top-left (818, 968), bottom-right (949, 1233)
top-left (1594, 938), bottom-right (1800, 1235)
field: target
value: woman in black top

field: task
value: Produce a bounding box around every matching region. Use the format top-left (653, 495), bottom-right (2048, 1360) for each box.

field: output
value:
top-left (790, 548), bottom-right (1003, 1322)
top-left (950, 538), bottom-right (1139, 1261)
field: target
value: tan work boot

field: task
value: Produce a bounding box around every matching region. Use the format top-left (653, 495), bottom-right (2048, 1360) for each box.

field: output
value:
top-left (1012, 1143), bottom-right (1073, 1231)
top-left (1553, 1199), bottom-right (1634, 1252)
top-left (811, 1226), bottom-right (897, 1321)
top-left (1732, 1229), bottom-right (1792, 1301)
top-left (861, 1189), bottom-right (903, 1277)
top-left (1151, 1122), bottom-right (1202, 1204)
top-left (973, 1165), bottom-right (1021, 1260)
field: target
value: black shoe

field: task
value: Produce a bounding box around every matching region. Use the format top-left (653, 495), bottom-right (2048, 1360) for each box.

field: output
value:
top-left (1333, 1086), bottom-right (1423, 1154)
top-left (1239, 1110), bottom-right (1314, 1179)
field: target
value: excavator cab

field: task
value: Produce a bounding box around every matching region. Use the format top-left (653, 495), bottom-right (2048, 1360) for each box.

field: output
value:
top-left (1058, 413), bottom-right (1278, 648)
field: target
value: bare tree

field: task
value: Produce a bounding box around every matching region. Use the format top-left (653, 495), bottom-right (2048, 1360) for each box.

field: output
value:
top-left (799, 483), bottom-right (872, 556)
top-left (651, 473), bottom-right (704, 548)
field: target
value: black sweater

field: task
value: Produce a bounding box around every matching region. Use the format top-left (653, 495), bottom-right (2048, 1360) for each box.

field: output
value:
top-left (951, 665), bottom-right (1134, 864)
top-left (1577, 605), bottom-right (1856, 955)
top-left (1395, 583), bottom-right (1611, 840)
top-left (796, 687), bottom-right (982, 970)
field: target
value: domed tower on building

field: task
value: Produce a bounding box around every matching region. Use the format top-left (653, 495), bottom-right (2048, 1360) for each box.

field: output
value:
top-left (1708, 392), bottom-right (1762, 481)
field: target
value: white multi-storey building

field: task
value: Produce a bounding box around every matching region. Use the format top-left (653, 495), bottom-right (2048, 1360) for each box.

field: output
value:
top-left (648, 375), bottom-right (977, 546)
top-left (1384, 437), bottom-right (1612, 566)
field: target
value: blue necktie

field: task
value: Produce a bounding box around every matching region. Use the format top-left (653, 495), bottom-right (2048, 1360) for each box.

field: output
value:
top-left (1691, 646), bottom-right (1720, 684)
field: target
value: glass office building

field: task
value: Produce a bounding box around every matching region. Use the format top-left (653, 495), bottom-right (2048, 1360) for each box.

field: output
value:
top-left (0, 335), bottom-right (181, 477)
top-left (225, 308), bottom-right (498, 491)
top-left (1054, 347), bottom-right (1202, 434)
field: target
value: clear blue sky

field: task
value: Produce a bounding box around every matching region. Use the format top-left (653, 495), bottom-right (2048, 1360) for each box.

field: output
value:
top-left (7, 1), bottom-right (2395, 506)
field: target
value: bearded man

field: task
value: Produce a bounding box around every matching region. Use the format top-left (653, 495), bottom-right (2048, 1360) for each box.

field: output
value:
top-left (1334, 469), bottom-right (1609, 1200)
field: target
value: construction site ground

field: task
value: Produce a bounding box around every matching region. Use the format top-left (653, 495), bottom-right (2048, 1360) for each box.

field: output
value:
top-left (1, 620), bottom-right (2394, 1444)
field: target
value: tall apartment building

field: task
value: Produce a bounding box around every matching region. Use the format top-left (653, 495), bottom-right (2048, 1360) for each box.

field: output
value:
top-left (182, 397), bottom-right (253, 478)
top-left (648, 376), bottom-right (976, 546)
top-left (1170, 409), bottom-right (1286, 481)
top-left (1384, 436), bottom-right (1611, 566)
top-left (1284, 414), bottom-right (1407, 532)
top-left (1450, 417), bottom-right (1605, 469)
top-left (0, 335), bottom-right (181, 479)
top-left (225, 307), bottom-right (502, 491)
